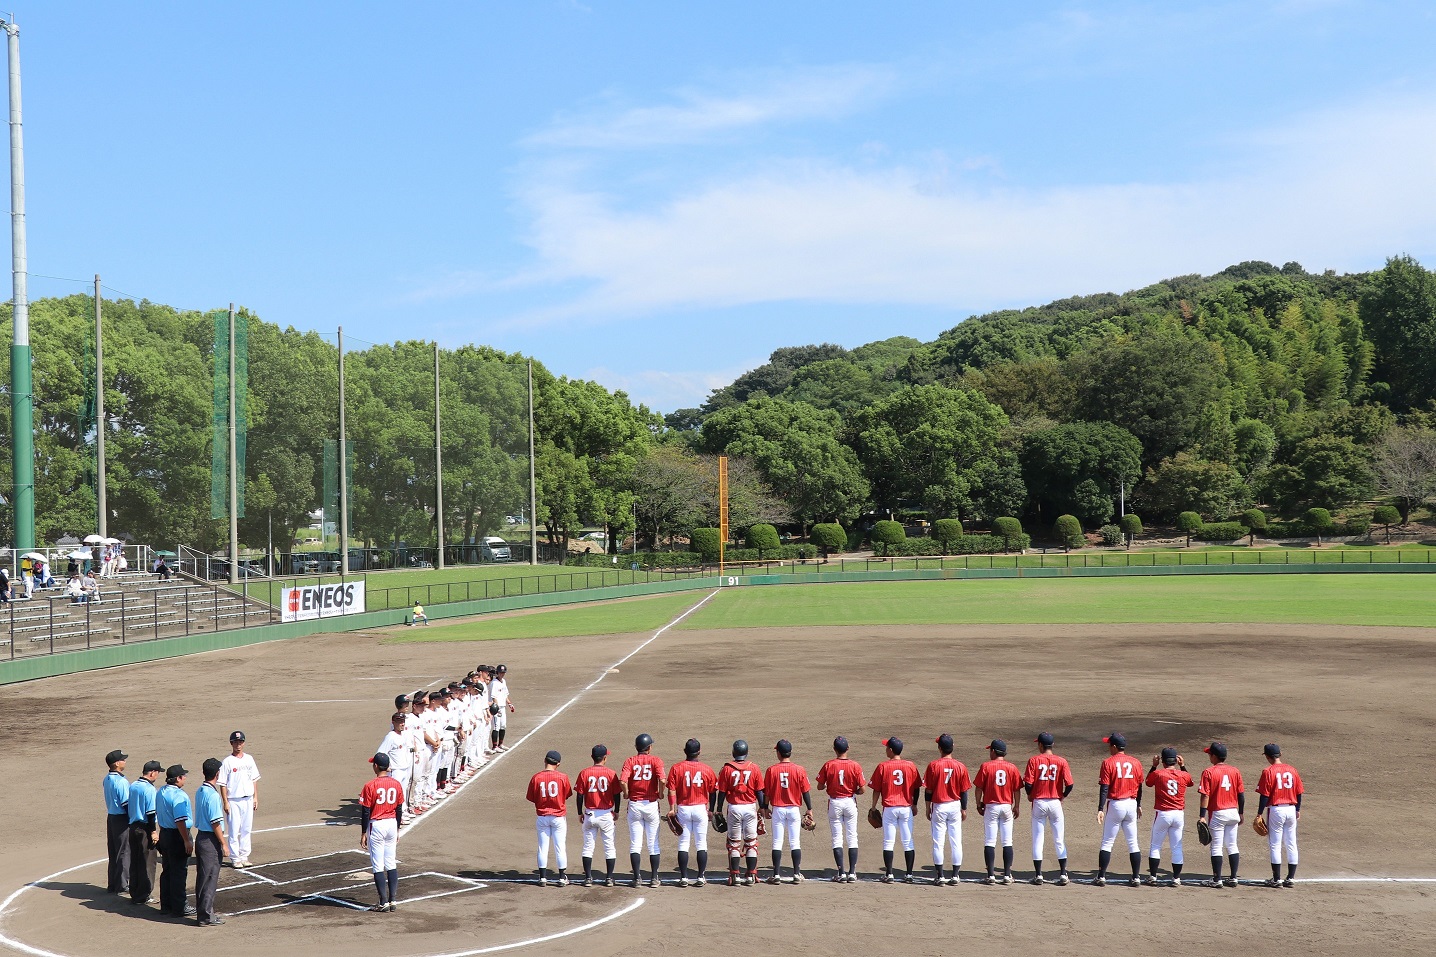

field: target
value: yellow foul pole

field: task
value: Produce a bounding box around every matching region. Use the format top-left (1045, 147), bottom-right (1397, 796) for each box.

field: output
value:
top-left (717, 455), bottom-right (728, 575)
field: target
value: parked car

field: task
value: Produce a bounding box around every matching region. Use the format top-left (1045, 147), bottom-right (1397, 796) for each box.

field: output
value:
top-left (480, 536), bottom-right (512, 562)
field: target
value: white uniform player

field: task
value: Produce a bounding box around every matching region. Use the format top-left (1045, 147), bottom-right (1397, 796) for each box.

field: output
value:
top-left (401, 693), bottom-right (425, 812)
top-left (488, 665), bottom-right (513, 752)
top-left (218, 731), bottom-right (261, 867)
top-left (377, 711), bottom-right (414, 809)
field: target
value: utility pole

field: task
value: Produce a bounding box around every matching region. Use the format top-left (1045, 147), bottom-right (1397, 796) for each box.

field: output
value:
top-left (338, 326), bottom-right (349, 575)
top-left (528, 358), bottom-right (537, 566)
top-left (228, 303), bottom-right (239, 585)
top-left (434, 342), bottom-right (444, 569)
top-left (94, 275), bottom-right (106, 537)
top-left (4, 20), bottom-right (32, 553)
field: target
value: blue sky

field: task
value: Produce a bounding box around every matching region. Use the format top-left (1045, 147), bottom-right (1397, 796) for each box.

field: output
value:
top-left (16, 1), bottom-right (1436, 412)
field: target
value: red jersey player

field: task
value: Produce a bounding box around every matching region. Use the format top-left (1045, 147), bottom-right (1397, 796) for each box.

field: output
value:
top-left (1198, 740), bottom-right (1245, 887)
top-left (526, 750), bottom-right (572, 886)
top-left (359, 752), bottom-right (404, 911)
top-left (870, 737), bottom-right (921, 883)
top-left (666, 738), bottom-right (717, 886)
top-left (1095, 732), bottom-right (1144, 886)
top-left (816, 736), bottom-right (866, 882)
top-left (973, 739), bottom-right (1022, 884)
top-left (1144, 747), bottom-right (1194, 885)
top-left (1255, 742), bottom-right (1303, 887)
top-left (923, 733), bottom-right (971, 885)
top-left (715, 740), bottom-right (766, 885)
top-left (1023, 731), bottom-right (1074, 885)
top-left (762, 740), bottom-right (813, 884)
top-left (619, 733), bottom-right (666, 887)
top-left (574, 744), bottom-right (622, 886)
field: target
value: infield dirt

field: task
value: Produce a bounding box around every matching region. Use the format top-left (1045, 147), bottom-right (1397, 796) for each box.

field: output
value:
top-left (2, 597), bottom-right (1434, 957)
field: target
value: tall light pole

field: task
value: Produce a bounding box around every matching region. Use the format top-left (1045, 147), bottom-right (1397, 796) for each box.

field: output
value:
top-left (4, 19), bottom-right (32, 553)
top-left (434, 342), bottom-right (444, 569)
top-left (338, 326), bottom-right (349, 575)
top-left (94, 275), bottom-right (105, 537)
top-left (227, 303), bottom-right (239, 585)
top-left (527, 358), bottom-right (537, 566)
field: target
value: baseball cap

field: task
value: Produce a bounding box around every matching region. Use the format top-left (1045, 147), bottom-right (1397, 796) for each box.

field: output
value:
top-left (988, 738), bottom-right (1007, 755)
top-left (591, 744), bottom-right (608, 760)
top-left (1204, 741), bottom-right (1227, 759)
top-left (391, 711), bottom-right (406, 723)
top-left (544, 749), bottom-right (562, 765)
top-left (1035, 732), bottom-right (1055, 747)
top-left (1263, 743), bottom-right (1281, 758)
top-left (882, 737), bottom-right (904, 754)
top-left (142, 760), bottom-right (164, 773)
top-left (774, 739), bottom-right (792, 757)
top-left (370, 752), bottom-right (391, 770)
top-left (1161, 747), bottom-right (1178, 764)
top-left (229, 730), bottom-right (246, 743)
top-left (497, 664), bottom-right (508, 674)
top-left (166, 764), bottom-right (188, 779)
top-left (1103, 733), bottom-right (1127, 748)
top-left (935, 733), bottom-right (954, 753)
top-left (105, 749), bottom-right (127, 765)
top-left (202, 757), bottom-right (222, 777)
top-left (395, 694), bottom-right (412, 708)
top-left (684, 738), bottom-right (701, 757)
top-left (833, 736), bottom-right (849, 753)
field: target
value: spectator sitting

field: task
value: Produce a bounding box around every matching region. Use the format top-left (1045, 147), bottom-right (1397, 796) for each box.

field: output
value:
top-left (34, 560), bottom-right (55, 589)
top-left (154, 557), bottom-right (173, 581)
top-left (67, 573), bottom-right (87, 603)
top-left (410, 603), bottom-right (428, 626)
top-left (0, 567), bottom-right (9, 602)
top-left (66, 556), bottom-right (79, 578)
top-left (82, 570), bottom-right (101, 604)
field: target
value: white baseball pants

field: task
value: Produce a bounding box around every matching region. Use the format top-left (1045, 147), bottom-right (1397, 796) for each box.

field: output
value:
top-left (1101, 798), bottom-right (1140, 853)
top-left (726, 803), bottom-right (759, 855)
top-left (1209, 808), bottom-right (1240, 854)
top-left (828, 797), bottom-right (858, 849)
top-left (226, 797), bottom-right (254, 861)
top-left (367, 819), bottom-right (397, 872)
top-left (581, 809), bottom-right (617, 859)
top-left (1149, 809), bottom-right (1185, 864)
top-left (1030, 798), bottom-right (1066, 860)
top-left (422, 748), bottom-right (439, 802)
top-left (536, 816), bottom-right (568, 870)
top-left (627, 800), bottom-right (661, 855)
top-left (769, 806), bottom-right (801, 851)
top-left (676, 805), bottom-right (709, 852)
top-left (1266, 805), bottom-right (1298, 864)
top-left (982, 803), bottom-right (1014, 847)
top-left (930, 800), bottom-right (962, 866)
top-left (881, 805), bottom-right (914, 852)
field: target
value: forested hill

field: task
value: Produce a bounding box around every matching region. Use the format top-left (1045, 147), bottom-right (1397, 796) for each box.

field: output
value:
top-left (673, 256), bottom-right (1436, 530)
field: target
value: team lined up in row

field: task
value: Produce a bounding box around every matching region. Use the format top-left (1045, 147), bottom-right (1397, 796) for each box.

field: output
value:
top-left (521, 731), bottom-right (1305, 890)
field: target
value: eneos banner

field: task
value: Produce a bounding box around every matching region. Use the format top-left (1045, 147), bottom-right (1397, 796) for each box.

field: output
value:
top-left (281, 581), bottom-right (365, 622)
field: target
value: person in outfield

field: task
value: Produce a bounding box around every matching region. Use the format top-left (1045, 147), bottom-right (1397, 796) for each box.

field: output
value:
top-left (973, 739), bottom-right (1022, 885)
top-left (761, 739), bottom-right (813, 884)
top-left (1024, 732), bottom-right (1073, 886)
top-left (870, 737), bottom-right (921, 883)
top-left (1256, 743), bottom-right (1303, 888)
top-left (666, 738), bottom-right (718, 887)
top-left (1144, 747), bottom-right (1193, 885)
top-left (527, 750), bottom-right (573, 887)
top-left (1199, 741), bottom-right (1245, 888)
top-left (923, 733), bottom-right (971, 886)
top-left (575, 744), bottom-right (623, 887)
top-left (1095, 733), bottom-right (1144, 887)
top-left (359, 753), bottom-right (404, 912)
top-left (816, 736), bottom-right (866, 883)
top-left (714, 740), bottom-right (765, 886)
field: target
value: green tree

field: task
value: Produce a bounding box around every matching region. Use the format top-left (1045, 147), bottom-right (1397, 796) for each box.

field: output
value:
top-left (810, 522), bottom-right (847, 558)
top-left (1239, 508), bottom-right (1267, 544)
top-left (1054, 514), bottom-right (1084, 551)
top-left (1303, 507), bottom-right (1335, 543)
top-left (1372, 426), bottom-right (1436, 522)
top-left (1020, 421), bottom-right (1143, 527)
top-left (1261, 435), bottom-right (1373, 516)
top-left (992, 516), bottom-right (1024, 552)
top-left (931, 518), bottom-right (964, 553)
top-left (689, 527), bottom-right (721, 561)
top-left (1372, 504), bottom-right (1401, 543)
top-left (1361, 254), bottom-right (1436, 410)
top-left (1177, 511), bottom-right (1202, 546)
top-left (870, 520), bottom-right (906, 556)
top-left (1118, 513), bottom-right (1143, 547)
top-left (1142, 453), bottom-right (1247, 521)
top-left (744, 523), bottom-right (781, 557)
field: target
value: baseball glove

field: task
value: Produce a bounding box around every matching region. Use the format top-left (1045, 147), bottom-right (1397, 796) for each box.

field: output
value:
top-left (712, 813), bottom-right (728, 833)
top-left (1197, 819), bottom-right (1212, 846)
top-left (666, 811), bottom-right (683, 837)
top-left (757, 816), bottom-right (767, 836)
top-left (867, 806), bottom-right (883, 829)
top-left (1253, 815), bottom-right (1269, 837)
top-left (487, 701), bottom-right (500, 716)
top-left (801, 810), bottom-right (816, 832)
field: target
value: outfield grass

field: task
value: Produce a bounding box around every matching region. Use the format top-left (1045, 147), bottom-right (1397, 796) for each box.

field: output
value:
top-left (383, 592), bottom-right (705, 643)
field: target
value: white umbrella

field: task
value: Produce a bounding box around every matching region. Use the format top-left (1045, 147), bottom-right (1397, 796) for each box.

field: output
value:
top-left (102, 537), bottom-right (121, 544)
top-left (68, 549), bottom-right (92, 559)
top-left (82, 534), bottom-right (104, 544)
top-left (20, 552), bottom-right (45, 561)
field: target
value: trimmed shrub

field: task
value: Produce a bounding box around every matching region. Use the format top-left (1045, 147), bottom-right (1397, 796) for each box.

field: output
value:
top-left (567, 551), bottom-right (702, 569)
top-left (689, 527), bottom-right (721, 562)
top-left (883, 533), bottom-right (1029, 557)
top-left (1118, 513), bottom-right (1143, 537)
top-left (1303, 507), bottom-right (1334, 542)
top-left (846, 527), bottom-right (866, 552)
top-left (1177, 511), bottom-right (1202, 545)
top-left (932, 518), bottom-right (964, 553)
top-left (1099, 524), bottom-right (1124, 546)
top-left (810, 523), bottom-right (847, 556)
top-left (992, 516), bottom-right (1025, 552)
top-left (1194, 522), bottom-right (1246, 542)
top-left (1239, 508), bottom-right (1266, 544)
top-left (870, 520), bottom-right (907, 556)
top-left (1054, 514), bottom-right (1084, 551)
top-left (744, 523), bottom-right (781, 557)
top-left (1372, 504), bottom-right (1401, 543)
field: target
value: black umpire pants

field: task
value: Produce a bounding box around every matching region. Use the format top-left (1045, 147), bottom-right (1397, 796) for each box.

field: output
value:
top-left (156, 827), bottom-right (189, 916)
top-left (194, 831), bottom-right (221, 922)
top-left (128, 822), bottom-right (157, 903)
top-left (106, 813), bottom-right (130, 893)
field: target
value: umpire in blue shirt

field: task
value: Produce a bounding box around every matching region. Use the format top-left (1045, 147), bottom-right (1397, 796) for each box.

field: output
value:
top-left (127, 760), bottom-right (163, 905)
top-left (155, 765), bottom-right (196, 918)
top-left (194, 758), bottom-right (229, 926)
top-left (102, 749), bottom-right (131, 894)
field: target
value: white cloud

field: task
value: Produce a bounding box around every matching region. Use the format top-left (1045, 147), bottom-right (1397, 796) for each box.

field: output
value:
top-left (504, 92), bottom-right (1436, 324)
top-left (526, 64), bottom-right (896, 149)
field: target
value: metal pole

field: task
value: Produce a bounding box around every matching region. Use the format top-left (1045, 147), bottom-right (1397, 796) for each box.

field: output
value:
top-left (338, 327), bottom-right (349, 574)
top-left (94, 275), bottom-right (106, 537)
top-left (435, 342), bottom-right (445, 570)
top-left (228, 304), bottom-right (239, 585)
top-left (527, 358), bottom-right (537, 566)
top-left (5, 21), bottom-right (33, 554)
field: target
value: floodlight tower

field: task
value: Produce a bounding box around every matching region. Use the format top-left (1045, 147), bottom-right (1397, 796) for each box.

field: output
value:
top-left (4, 19), bottom-right (33, 553)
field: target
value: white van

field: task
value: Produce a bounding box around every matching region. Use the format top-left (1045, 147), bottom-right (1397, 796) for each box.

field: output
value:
top-left (480, 536), bottom-right (511, 562)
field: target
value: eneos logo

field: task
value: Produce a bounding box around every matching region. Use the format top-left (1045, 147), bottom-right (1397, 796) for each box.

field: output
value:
top-left (280, 582), bottom-right (364, 622)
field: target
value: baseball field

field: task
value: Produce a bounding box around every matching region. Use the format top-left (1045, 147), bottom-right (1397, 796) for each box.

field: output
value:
top-left (2, 574), bottom-right (1433, 957)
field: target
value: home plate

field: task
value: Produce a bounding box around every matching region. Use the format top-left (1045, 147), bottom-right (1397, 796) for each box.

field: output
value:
top-left (346, 871), bottom-right (371, 882)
